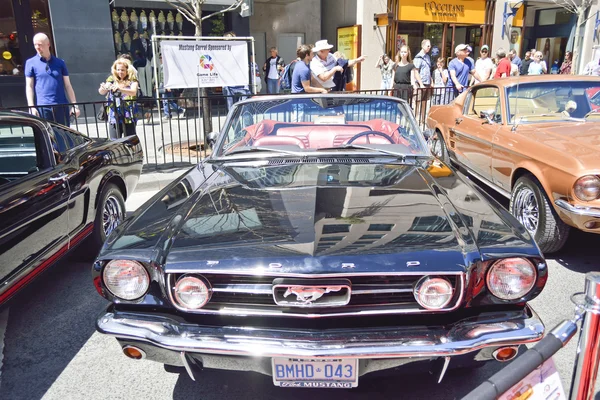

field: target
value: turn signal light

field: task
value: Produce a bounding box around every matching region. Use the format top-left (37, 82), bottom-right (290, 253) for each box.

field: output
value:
top-left (493, 346), bottom-right (519, 362)
top-left (122, 345), bottom-right (145, 360)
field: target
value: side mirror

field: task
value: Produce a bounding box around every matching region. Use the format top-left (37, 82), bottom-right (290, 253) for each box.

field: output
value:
top-left (207, 131), bottom-right (218, 149)
top-left (480, 109), bottom-right (495, 125)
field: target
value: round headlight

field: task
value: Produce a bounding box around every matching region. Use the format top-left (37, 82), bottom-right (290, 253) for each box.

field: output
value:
top-left (487, 258), bottom-right (536, 300)
top-left (414, 277), bottom-right (454, 310)
top-left (574, 175), bottom-right (600, 201)
top-left (103, 260), bottom-right (150, 300)
top-left (173, 275), bottom-right (211, 309)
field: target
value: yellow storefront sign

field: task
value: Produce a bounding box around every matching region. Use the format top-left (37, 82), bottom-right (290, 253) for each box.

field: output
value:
top-left (337, 25), bottom-right (361, 91)
top-left (398, 0), bottom-right (487, 24)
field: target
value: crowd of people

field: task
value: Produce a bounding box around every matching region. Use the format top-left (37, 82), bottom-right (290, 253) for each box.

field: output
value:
top-left (22, 29), bottom-right (600, 139)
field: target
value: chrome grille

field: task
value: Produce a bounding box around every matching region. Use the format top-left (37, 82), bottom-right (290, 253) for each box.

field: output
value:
top-left (168, 273), bottom-right (464, 318)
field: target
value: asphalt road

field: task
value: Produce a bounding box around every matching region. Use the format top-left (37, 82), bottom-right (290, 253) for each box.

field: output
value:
top-left (1, 200), bottom-right (599, 399)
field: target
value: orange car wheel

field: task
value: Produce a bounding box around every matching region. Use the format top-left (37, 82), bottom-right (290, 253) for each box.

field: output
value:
top-left (510, 175), bottom-right (570, 254)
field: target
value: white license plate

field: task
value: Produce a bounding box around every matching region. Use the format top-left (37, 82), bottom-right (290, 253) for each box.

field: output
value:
top-left (272, 358), bottom-right (359, 388)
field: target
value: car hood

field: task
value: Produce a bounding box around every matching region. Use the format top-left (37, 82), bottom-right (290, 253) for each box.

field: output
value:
top-left (101, 161), bottom-right (539, 274)
top-left (518, 122), bottom-right (600, 167)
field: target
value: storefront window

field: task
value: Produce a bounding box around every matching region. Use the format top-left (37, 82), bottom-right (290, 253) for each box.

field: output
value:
top-left (31, 0), bottom-right (54, 47)
top-left (0, 0), bottom-right (21, 76)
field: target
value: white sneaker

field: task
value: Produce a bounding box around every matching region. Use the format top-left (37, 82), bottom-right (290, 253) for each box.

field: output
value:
top-left (178, 108), bottom-right (186, 118)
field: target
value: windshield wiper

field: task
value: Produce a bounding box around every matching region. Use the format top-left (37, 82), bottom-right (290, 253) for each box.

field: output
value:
top-left (224, 146), bottom-right (305, 157)
top-left (318, 144), bottom-right (422, 161)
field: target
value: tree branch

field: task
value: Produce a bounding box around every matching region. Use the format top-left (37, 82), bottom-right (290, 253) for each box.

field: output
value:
top-left (201, 0), bottom-right (243, 22)
top-left (165, 0), bottom-right (198, 25)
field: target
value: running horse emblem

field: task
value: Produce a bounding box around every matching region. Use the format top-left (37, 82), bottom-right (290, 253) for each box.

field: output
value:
top-left (283, 286), bottom-right (343, 304)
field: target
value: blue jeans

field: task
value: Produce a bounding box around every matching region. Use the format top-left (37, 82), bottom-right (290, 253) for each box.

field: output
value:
top-left (161, 91), bottom-right (183, 117)
top-left (266, 78), bottom-right (279, 94)
top-left (38, 105), bottom-right (70, 127)
top-left (223, 86), bottom-right (251, 110)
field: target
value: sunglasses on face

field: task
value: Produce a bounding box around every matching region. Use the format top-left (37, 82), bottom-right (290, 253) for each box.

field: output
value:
top-left (482, 50), bottom-right (488, 53)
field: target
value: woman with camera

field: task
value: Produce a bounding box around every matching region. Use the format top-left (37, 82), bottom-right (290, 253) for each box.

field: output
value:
top-left (98, 58), bottom-right (139, 139)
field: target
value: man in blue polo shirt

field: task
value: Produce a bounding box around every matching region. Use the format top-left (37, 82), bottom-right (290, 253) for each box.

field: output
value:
top-left (25, 33), bottom-right (79, 126)
top-left (292, 44), bottom-right (328, 94)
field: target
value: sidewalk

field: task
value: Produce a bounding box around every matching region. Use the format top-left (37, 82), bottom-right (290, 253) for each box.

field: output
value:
top-left (125, 166), bottom-right (192, 212)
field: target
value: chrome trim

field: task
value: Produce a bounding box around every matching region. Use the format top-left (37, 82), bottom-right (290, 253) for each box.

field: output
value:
top-left (166, 274), bottom-right (466, 318)
top-left (212, 284), bottom-right (272, 295)
top-left (165, 270), bottom-right (465, 277)
top-left (180, 352), bottom-right (196, 382)
top-left (211, 284), bottom-right (413, 296)
top-left (463, 167), bottom-right (511, 198)
top-left (438, 357), bottom-right (451, 384)
top-left (97, 305), bottom-right (544, 359)
top-left (555, 200), bottom-right (600, 218)
top-left (122, 345), bottom-right (146, 360)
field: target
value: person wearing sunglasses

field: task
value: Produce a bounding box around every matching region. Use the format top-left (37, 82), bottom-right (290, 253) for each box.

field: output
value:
top-left (473, 45), bottom-right (493, 84)
top-left (24, 33), bottom-right (80, 127)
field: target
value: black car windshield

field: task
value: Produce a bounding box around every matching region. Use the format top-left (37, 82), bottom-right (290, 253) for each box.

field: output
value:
top-left (507, 81), bottom-right (600, 123)
top-left (215, 96), bottom-right (428, 157)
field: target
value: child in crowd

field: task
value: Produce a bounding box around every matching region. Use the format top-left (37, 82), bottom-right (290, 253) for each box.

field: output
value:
top-left (432, 58), bottom-right (449, 105)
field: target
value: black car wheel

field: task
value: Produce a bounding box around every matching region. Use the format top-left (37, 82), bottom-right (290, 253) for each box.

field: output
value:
top-left (91, 183), bottom-right (126, 249)
top-left (429, 130), bottom-right (450, 164)
top-left (510, 175), bottom-right (570, 254)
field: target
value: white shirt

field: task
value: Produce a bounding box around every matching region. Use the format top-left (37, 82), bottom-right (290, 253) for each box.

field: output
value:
top-left (583, 60), bottom-right (600, 76)
top-left (310, 53), bottom-right (337, 89)
top-left (474, 57), bottom-right (494, 83)
top-left (268, 58), bottom-right (279, 79)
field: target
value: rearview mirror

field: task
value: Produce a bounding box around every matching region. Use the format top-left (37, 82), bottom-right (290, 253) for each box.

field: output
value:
top-left (480, 110), bottom-right (495, 125)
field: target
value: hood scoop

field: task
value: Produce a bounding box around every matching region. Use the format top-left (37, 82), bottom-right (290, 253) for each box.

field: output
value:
top-left (268, 157), bottom-right (373, 165)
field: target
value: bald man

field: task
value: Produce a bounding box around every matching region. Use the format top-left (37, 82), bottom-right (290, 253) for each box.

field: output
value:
top-left (25, 33), bottom-right (80, 126)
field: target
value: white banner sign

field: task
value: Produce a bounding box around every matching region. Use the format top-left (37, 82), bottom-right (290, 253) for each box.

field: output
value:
top-left (161, 40), bottom-right (249, 88)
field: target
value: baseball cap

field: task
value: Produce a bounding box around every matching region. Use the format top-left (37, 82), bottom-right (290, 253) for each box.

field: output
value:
top-left (466, 45), bottom-right (473, 52)
top-left (454, 44), bottom-right (468, 53)
top-left (481, 44), bottom-right (489, 51)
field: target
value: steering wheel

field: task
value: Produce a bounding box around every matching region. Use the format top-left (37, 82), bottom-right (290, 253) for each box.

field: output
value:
top-left (346, 130), bottom-right (395, 145)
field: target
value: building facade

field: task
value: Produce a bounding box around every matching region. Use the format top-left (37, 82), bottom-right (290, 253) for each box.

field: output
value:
top-left (492, 0), bottom-right (600, 74)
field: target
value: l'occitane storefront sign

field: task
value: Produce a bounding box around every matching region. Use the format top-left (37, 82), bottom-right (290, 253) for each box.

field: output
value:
top-left (398, 0), bottom-right (486, 24)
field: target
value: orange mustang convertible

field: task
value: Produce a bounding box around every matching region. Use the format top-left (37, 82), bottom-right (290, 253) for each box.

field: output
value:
top-left (427, 76), bottom-right (600, 253)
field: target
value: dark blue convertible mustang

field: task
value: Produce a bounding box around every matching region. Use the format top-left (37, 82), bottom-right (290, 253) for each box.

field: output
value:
top-left (0, 111), bottom-right (143, 306)
top-left (93, 95), bottom-right (547, 388)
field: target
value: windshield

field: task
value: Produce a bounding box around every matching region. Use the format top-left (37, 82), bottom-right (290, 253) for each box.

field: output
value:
top-left (214, 96), bottom-right (429, 157)
top-left (507, 81), bottom-right (600, 123)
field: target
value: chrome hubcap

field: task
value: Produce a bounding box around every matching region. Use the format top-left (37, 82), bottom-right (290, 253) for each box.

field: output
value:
top-left (514, 188), bottom-right (539, 234)
top-left (429, 135), bottom-right (443, 158)
top-left (103, 195), bottom-right (123, 237)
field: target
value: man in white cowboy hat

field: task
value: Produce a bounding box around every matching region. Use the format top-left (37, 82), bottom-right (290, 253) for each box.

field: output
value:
top-left (310, 39), bottom-right (366, 90)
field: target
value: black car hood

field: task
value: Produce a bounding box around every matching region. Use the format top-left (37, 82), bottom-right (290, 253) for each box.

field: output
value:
top-left (101, 161), bottom-right (539, 274)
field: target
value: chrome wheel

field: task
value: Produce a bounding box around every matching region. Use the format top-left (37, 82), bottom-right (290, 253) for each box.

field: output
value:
top-left (513, 187), bottom-right (539, 233)
top-left (429, 134), bottom-right (443, 158)
top-left (103, 195), bottom-right (123, 237)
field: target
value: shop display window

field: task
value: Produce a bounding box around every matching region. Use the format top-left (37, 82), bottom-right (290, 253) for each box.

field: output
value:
top-left (0, 0), bottom-right (54, 77)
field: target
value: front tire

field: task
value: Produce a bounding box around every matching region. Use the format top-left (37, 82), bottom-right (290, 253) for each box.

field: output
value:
top-left (90, 183), bottom-right (126, 249)
top-left (510, 175), bottom-right (570, 254)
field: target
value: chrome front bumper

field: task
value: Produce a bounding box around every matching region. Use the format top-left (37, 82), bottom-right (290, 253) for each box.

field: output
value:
top-left (554, 200), bottom-right (600, 231)
top-left (97, 305), bottom-right (544, 361)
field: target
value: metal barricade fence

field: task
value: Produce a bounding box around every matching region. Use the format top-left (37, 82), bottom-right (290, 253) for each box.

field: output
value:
top-left (0, 87), bottom-right (450, 168)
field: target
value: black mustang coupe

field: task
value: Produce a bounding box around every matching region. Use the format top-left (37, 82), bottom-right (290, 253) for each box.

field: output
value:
top-left (94, 95), bottom-right (546, 388)
top-left (0, 111), bottom-right (142, 306)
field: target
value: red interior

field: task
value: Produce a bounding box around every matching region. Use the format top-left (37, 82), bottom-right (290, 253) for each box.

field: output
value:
top-left (237, 119), bottom-right (412, 150)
